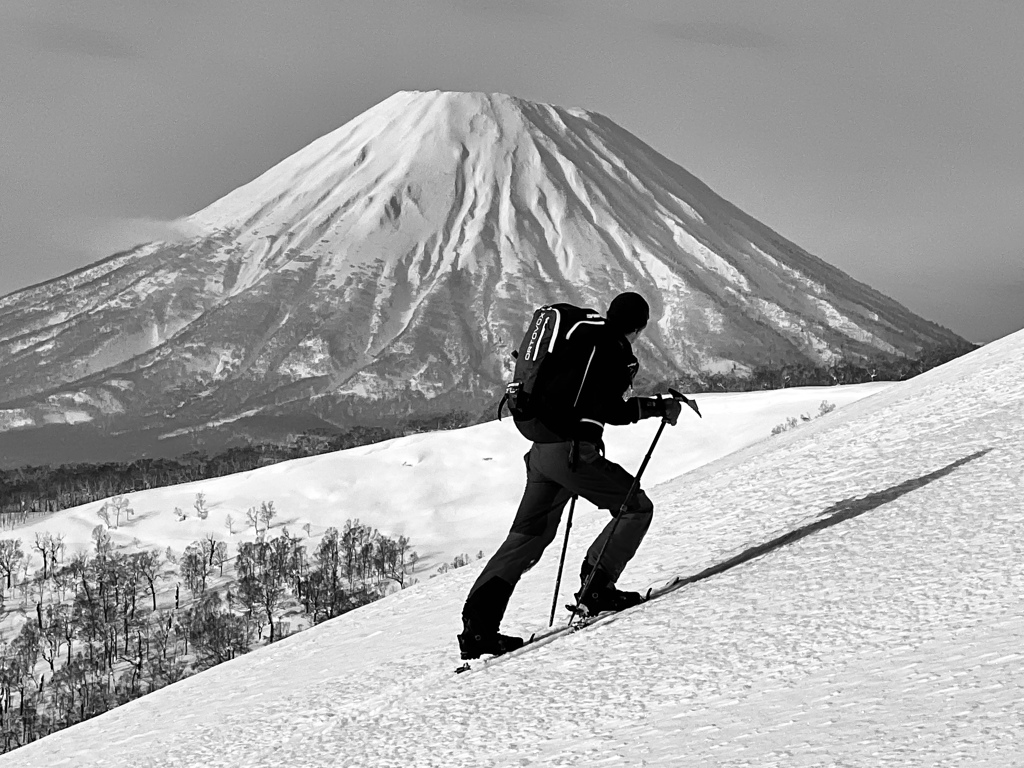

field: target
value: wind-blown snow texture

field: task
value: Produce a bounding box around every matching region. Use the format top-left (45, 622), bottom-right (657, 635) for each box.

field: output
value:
top-left (5, 330), bottom-right (1021, 767)
top-left (0, 91), bottom-right (963, 465)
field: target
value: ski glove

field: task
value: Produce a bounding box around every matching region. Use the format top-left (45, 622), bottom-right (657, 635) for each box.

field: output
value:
top-left (637, 395), bottom-right (683, 425)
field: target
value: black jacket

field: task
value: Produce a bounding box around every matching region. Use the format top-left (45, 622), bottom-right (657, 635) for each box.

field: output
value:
top-left (535, 324), bottom-right (644, 444)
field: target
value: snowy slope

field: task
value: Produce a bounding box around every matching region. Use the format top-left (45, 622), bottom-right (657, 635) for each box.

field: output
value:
top-left (0, 91), bottom-right (965, 466)
top-left (4, 331), bottom-right (1021, 767)
top-left (9, 384), bottom-right (887, 581)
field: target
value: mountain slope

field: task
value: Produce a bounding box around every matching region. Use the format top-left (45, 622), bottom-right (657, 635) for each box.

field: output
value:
top-left (3, 329), bottom-right (1020, 766)
top-left (6, 382), bottom-right (889, 577)
top-left (0, 91), bottom-right (965, 465)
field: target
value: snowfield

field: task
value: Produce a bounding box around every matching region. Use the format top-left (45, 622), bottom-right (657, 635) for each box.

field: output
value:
top-left (2, 329), bottom-right (1022, 766)
top-left (8, 384), bottom-right (888, 579)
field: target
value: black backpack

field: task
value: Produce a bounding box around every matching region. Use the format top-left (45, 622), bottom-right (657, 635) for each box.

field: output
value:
top-left (498, 303), bottom-right (605, 441)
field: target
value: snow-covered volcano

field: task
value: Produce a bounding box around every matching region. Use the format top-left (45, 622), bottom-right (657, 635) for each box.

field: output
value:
top-left (0, 91), bottom-right (964, 464)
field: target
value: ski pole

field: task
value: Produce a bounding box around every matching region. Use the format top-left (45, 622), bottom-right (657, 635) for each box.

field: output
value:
top-left (568, 416), bottom-right (670, 626)
top-left (548, 495), bottom-right (577, 627)
top-left (567, 391), bottom-right (700, 625)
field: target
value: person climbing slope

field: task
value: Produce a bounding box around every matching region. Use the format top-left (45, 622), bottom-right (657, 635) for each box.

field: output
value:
top-left (459, 292), bottom-right (683, 660)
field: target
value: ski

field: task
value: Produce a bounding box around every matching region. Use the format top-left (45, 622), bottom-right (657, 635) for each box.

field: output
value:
top-left (453, 622), bottom-right (586, 674)
top-left (454, 576), bottom-right (681, 674)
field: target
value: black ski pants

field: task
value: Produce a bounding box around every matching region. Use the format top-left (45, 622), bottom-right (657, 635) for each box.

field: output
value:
top-left (462, 440), bottom-right (653, 631)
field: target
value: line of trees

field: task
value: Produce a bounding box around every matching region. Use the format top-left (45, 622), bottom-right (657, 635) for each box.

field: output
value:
top-left (0, 517), bottom-right (414, 753)
top-left (0, 425), bottom-right (405, 522)
top-left (0, 409), bottom-right (484, 524)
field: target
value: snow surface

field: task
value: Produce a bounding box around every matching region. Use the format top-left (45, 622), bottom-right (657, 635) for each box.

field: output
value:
top-left (10, 384), bottom-right (887, 577)
top-left (3, 330), bottom-right (1023, 766)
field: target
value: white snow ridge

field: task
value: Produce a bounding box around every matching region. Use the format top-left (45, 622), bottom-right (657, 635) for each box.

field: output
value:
top-left (5, 332), bottom-right (1023, 766)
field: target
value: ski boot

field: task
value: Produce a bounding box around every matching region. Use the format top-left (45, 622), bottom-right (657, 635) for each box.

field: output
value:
top-left (576, 560), bottom-right (644, 616)
top-left (458, 619), bottom-right (524, 660)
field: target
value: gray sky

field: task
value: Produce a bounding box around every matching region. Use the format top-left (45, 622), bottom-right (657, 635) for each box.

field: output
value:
top-left (1, 0), bottom-right (1021, 343)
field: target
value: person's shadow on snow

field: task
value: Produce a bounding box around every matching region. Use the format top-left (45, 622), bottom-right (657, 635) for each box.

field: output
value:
top-left (682, 448), bottom-right (992, 587)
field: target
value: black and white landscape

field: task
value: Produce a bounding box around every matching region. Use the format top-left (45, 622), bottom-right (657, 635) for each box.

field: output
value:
top-left (2, 319), bottom-right (1021, 767)
top-left (0, 92), bottom-right (964, 466)
top-left (2, 4), bottom-right (1022, 761)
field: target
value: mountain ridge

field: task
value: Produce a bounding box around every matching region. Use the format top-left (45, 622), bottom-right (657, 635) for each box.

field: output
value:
top-left (0, 90), bottom-right (966, 464)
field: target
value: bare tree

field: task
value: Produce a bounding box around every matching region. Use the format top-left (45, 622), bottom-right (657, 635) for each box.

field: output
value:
top-left (181, 543), bottom-right (209, 597)
top-left (0, 538), bottom-right (24, 593)
top-left (245, 506), bottom-right (260, 535)
top-left (51, 564), bottom-right (76, 603)
top-left (109, 495), bottom-right (133, 527)
top-left (48, 533), bottom-right (66, 571)
top-left (134, 550), bottom-right (163, 611)
top-left (92, 525), bottom-right (112, 559)
top-left (258, 501), bottom-right (276, 531)
top-left (236, 538), bottom-right (290, 643)
top-left (33, 532), bottom-right (55, 580)
top-left (213, 541), bottom-right (229, 576)
top-left (18, 553), bottom-right (33, 606)
top-left (203, 532), bottom-right (220, 567)
top-left (39, 603), bottom-right (69, 673)
top-left (183, 592), bottom-right (250, 668)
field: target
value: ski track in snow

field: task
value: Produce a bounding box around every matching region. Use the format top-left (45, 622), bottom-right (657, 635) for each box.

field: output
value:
top-left (3, 333), bottom-right (1023, 767)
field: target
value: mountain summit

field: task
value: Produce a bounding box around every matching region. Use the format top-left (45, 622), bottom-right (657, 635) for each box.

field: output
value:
top-left (0, 90), bottom-right (964, 464)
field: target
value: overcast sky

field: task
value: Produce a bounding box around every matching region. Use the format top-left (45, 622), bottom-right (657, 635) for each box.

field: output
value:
top-left (1, 0), bottom-right (1021, 343)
